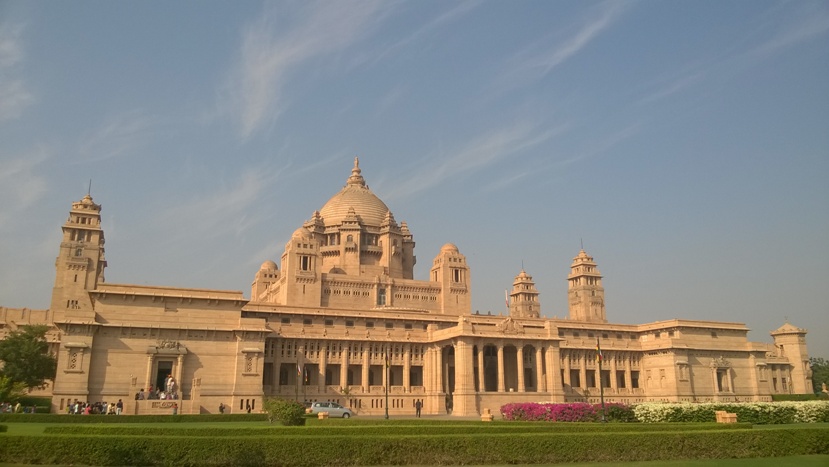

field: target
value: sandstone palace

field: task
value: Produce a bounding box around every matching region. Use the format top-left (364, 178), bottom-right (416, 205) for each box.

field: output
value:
top-left (0, 159), bottom-right (813, 415)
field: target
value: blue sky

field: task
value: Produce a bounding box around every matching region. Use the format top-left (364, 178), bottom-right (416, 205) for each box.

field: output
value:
top-left (1, 1), bottom-right (827, 359)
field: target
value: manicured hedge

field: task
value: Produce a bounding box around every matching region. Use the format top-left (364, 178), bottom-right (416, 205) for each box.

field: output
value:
top-left (772, 394), bottom-right (820, 401)
top-left (632, 401), bottom-right (829, 424)
top-left (1, 427), bottom-right (828, 465)
top-left (0, 413), bottom-right (268, 423)
top-left (0, 425), bottom-right (6, 433)
top-left (42, 422), bottom-right (749, 437)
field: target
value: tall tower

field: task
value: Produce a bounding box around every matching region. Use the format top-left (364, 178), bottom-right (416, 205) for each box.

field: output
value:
top-left (50, 194), bottom-right (107, 321)
top-left (509, 270), bottom-right (540, 318)
top-left (770, 323), bottom-right (811, 394)
top-left (567, 249), bottom-right (606, 323)
top-left (430, 243), bottom-right (471, 315)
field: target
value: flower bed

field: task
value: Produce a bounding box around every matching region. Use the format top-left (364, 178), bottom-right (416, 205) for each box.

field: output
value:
top-left (500, 402), bottom-right (635, 422)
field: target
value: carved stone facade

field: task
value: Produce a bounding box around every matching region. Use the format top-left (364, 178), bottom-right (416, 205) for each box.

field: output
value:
top-left (0, 159), bottom-right (813, 415)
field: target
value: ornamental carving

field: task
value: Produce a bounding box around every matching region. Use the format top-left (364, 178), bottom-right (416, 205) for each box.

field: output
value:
top-left (156, 339), bottom-right (180, 350)
top-left (498, 317), bottom-right (524, 334)
top-left (710, 356), bottom-right (731, 368)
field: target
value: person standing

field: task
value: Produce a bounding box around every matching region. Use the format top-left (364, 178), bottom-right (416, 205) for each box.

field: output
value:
top-left (115, 399), bottom-right (123, 415)
top-left (415, 400), bottom-right (422, 418)
top-left (172, 403), bottom-right (178, 415)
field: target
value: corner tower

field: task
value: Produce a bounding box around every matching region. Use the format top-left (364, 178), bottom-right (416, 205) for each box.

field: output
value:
top-left (770, 323), bottom-right (811, 394)
top-left (509, 270), bottom-right (540, 318)
top-left (567, 249), bottom-right (606, 323)
top-left (50, 194), bottom-right (107, 321)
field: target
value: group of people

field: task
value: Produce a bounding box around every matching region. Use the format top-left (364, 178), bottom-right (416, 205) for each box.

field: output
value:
top-left (135, 375), bottom-right (179, 401)
top-left (66, 399), bottom-right (124, 415)
top-left (0, 401), bottom-right (37, 414)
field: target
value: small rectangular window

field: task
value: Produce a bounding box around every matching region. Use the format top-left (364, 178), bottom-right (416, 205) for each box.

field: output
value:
top-left (602, 333), bottom-right (608, 339)
top-left (573, 332), bottom-right (580, 338)
top-left (281, 317), bottom-right (291, 324)
top-left (587, 333), bottom-right (594, 338)
top-left (345, 320), bottom-right (354, 327)
top-left (385, 322), bottom-right (394, 329)
top-left (366, 321), bottom-right (374, 328)
top-left (303, 318), bottom-right (312, 326)
top-left (324, 319), bottom-right (334, 327)
top-left (404, 323), bottom-right (412, 330)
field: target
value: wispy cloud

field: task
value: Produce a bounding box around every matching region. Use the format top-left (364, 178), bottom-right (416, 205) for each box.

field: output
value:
top-left (370, 1), bottom-right (481, 64)
top-left (158, 168), bottom-right (282, 245)
top-left (0, 146), bottom-right (50, 229)
top-left (495, 1), bottom-right (629, 90)
top-left (0, 22), bottom-right (34, 122)
top-left (222, 1), bottom-right (392, 140)
top-left (380, 122), bottom-right (562, 200)
top-left (76, 110), bottom-right (157, 163)
top-left (742, 3), bottom-right (829, 63)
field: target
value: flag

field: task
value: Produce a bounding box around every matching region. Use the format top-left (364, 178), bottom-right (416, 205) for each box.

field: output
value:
top-left (505, 290), bottom-right (509, 309)
top-left (297, 364), bottom-right (302, 376)
top-left (596, 342), bottom-right (603, 363)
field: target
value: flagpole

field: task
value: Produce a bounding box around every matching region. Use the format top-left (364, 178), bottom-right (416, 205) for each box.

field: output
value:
top-left (295, 354), bottom-right (300, 402)
top-left (597, 338), bottom-right (606, 423)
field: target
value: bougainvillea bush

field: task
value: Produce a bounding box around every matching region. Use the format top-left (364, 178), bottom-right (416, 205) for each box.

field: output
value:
top-left (500, 402), bottom-right (635, 422)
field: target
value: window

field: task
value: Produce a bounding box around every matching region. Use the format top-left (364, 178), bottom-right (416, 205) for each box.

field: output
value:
top-left (711, 331), bottom-right (718, 338)
top-left (587, 333), bottom-right (594, 338)
top-left (573, 332), bottom-right (580, 338)
top-left (303, 318), bottom-right (312, 326)
top-left (345, 320), bottom-right (354, 327)
top-left (385, 322), bottom-right (394, 329)
top-left (404, 323), bottom-right (412, 330)
top-left (366, 321), bottom-right (374, 328)
top-left (324, 319), bottom-right (334, 327)
top-left (377, 288), bottom-right (386, 306)
top-left (668, 331), bottom-right (675, 338)
top-left (616, 334), bottom-right (622, 340)
top-left (75, 248), bottom-right (83, 257)
top-left (631, 371), bottom-right (640, 389)
top-left (602, 333), bottom-right (608, 339)
top-left (281, 317), bottom-right (291, 324)
top-left (300, 255), bottom-right (310, 271)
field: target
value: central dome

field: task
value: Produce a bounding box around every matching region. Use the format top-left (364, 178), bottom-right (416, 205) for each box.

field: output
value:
top-left (319, 158), bottom-right (390, 227)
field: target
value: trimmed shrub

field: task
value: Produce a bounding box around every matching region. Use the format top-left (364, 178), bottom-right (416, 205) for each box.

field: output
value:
top-left (632, 401), bottom-right (829, 424)
top-left (0, 413), bottom-right (268, 423)
top-left (772, 394), bottom-right (819, 401)
top-left (262, 398), bottom-right (306, 426)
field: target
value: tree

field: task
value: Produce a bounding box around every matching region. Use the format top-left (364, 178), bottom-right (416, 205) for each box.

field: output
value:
top-left (811, 357), bottom-right (829, 395)
top-left (0, 375), bottom-right (27, 403)
top-left (0, 325), bottom-right (57, 390)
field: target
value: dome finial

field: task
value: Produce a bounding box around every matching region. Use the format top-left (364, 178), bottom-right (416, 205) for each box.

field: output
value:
top-left (347, 156), bottom-right (365, 187)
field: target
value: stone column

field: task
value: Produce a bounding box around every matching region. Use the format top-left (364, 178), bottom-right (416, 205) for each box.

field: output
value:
top-left (362, 346), bottom-right (370, 392)
top-left (624, 354), bottom-right (632, 394)
top-left (579, 352), bottom-right (587, 390)
top-left (563, 350), bottom-right (571, 388)
top-left (610, 353), bottom-right (618, 392)
top-left (453, 338), bottom-right (477, 416)
top-left (403, 344), bottom-right (411, 391)
top-left (497, 343), bottom-right (505, 392)
top-left (175, 354), bottom-right (184, 396)
top-left (340, 342), bottom-right (348, 390)
top-left (144, 355), bottom-right (154, 393)
top-left (535, 346), bottom-right (545, 392)
top-left (517, 345), bottom-right (525, 392)
top-left (548, 345), bottom-right (565, 402)
top-left (477, 343), bottom-right (485, 392)
top-left (319, 343), bottom-right (327, 392)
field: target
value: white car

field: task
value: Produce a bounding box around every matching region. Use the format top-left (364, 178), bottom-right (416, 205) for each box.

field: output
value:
top-left (309, 401), bottom-right (354, 418)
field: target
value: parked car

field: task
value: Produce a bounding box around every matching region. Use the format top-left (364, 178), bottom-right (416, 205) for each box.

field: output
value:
top-left (309, 401), bottom-right (354, 418)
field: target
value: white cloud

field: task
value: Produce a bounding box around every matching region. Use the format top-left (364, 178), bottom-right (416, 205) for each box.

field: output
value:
top-left (743, 4), bottom-right (829, 62)
top-left (496, 1), bottom-right (629, 89)
top-left (0, 22), bottom-right (33, 122)
top-left (223, 1), bottom-right (392, 140)
top-left (380, 122), bottom-right (562, 200)
top-left (0, 146), bottom-right (50, 229)
top-left (76, 110), bottom-right (156, 163)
